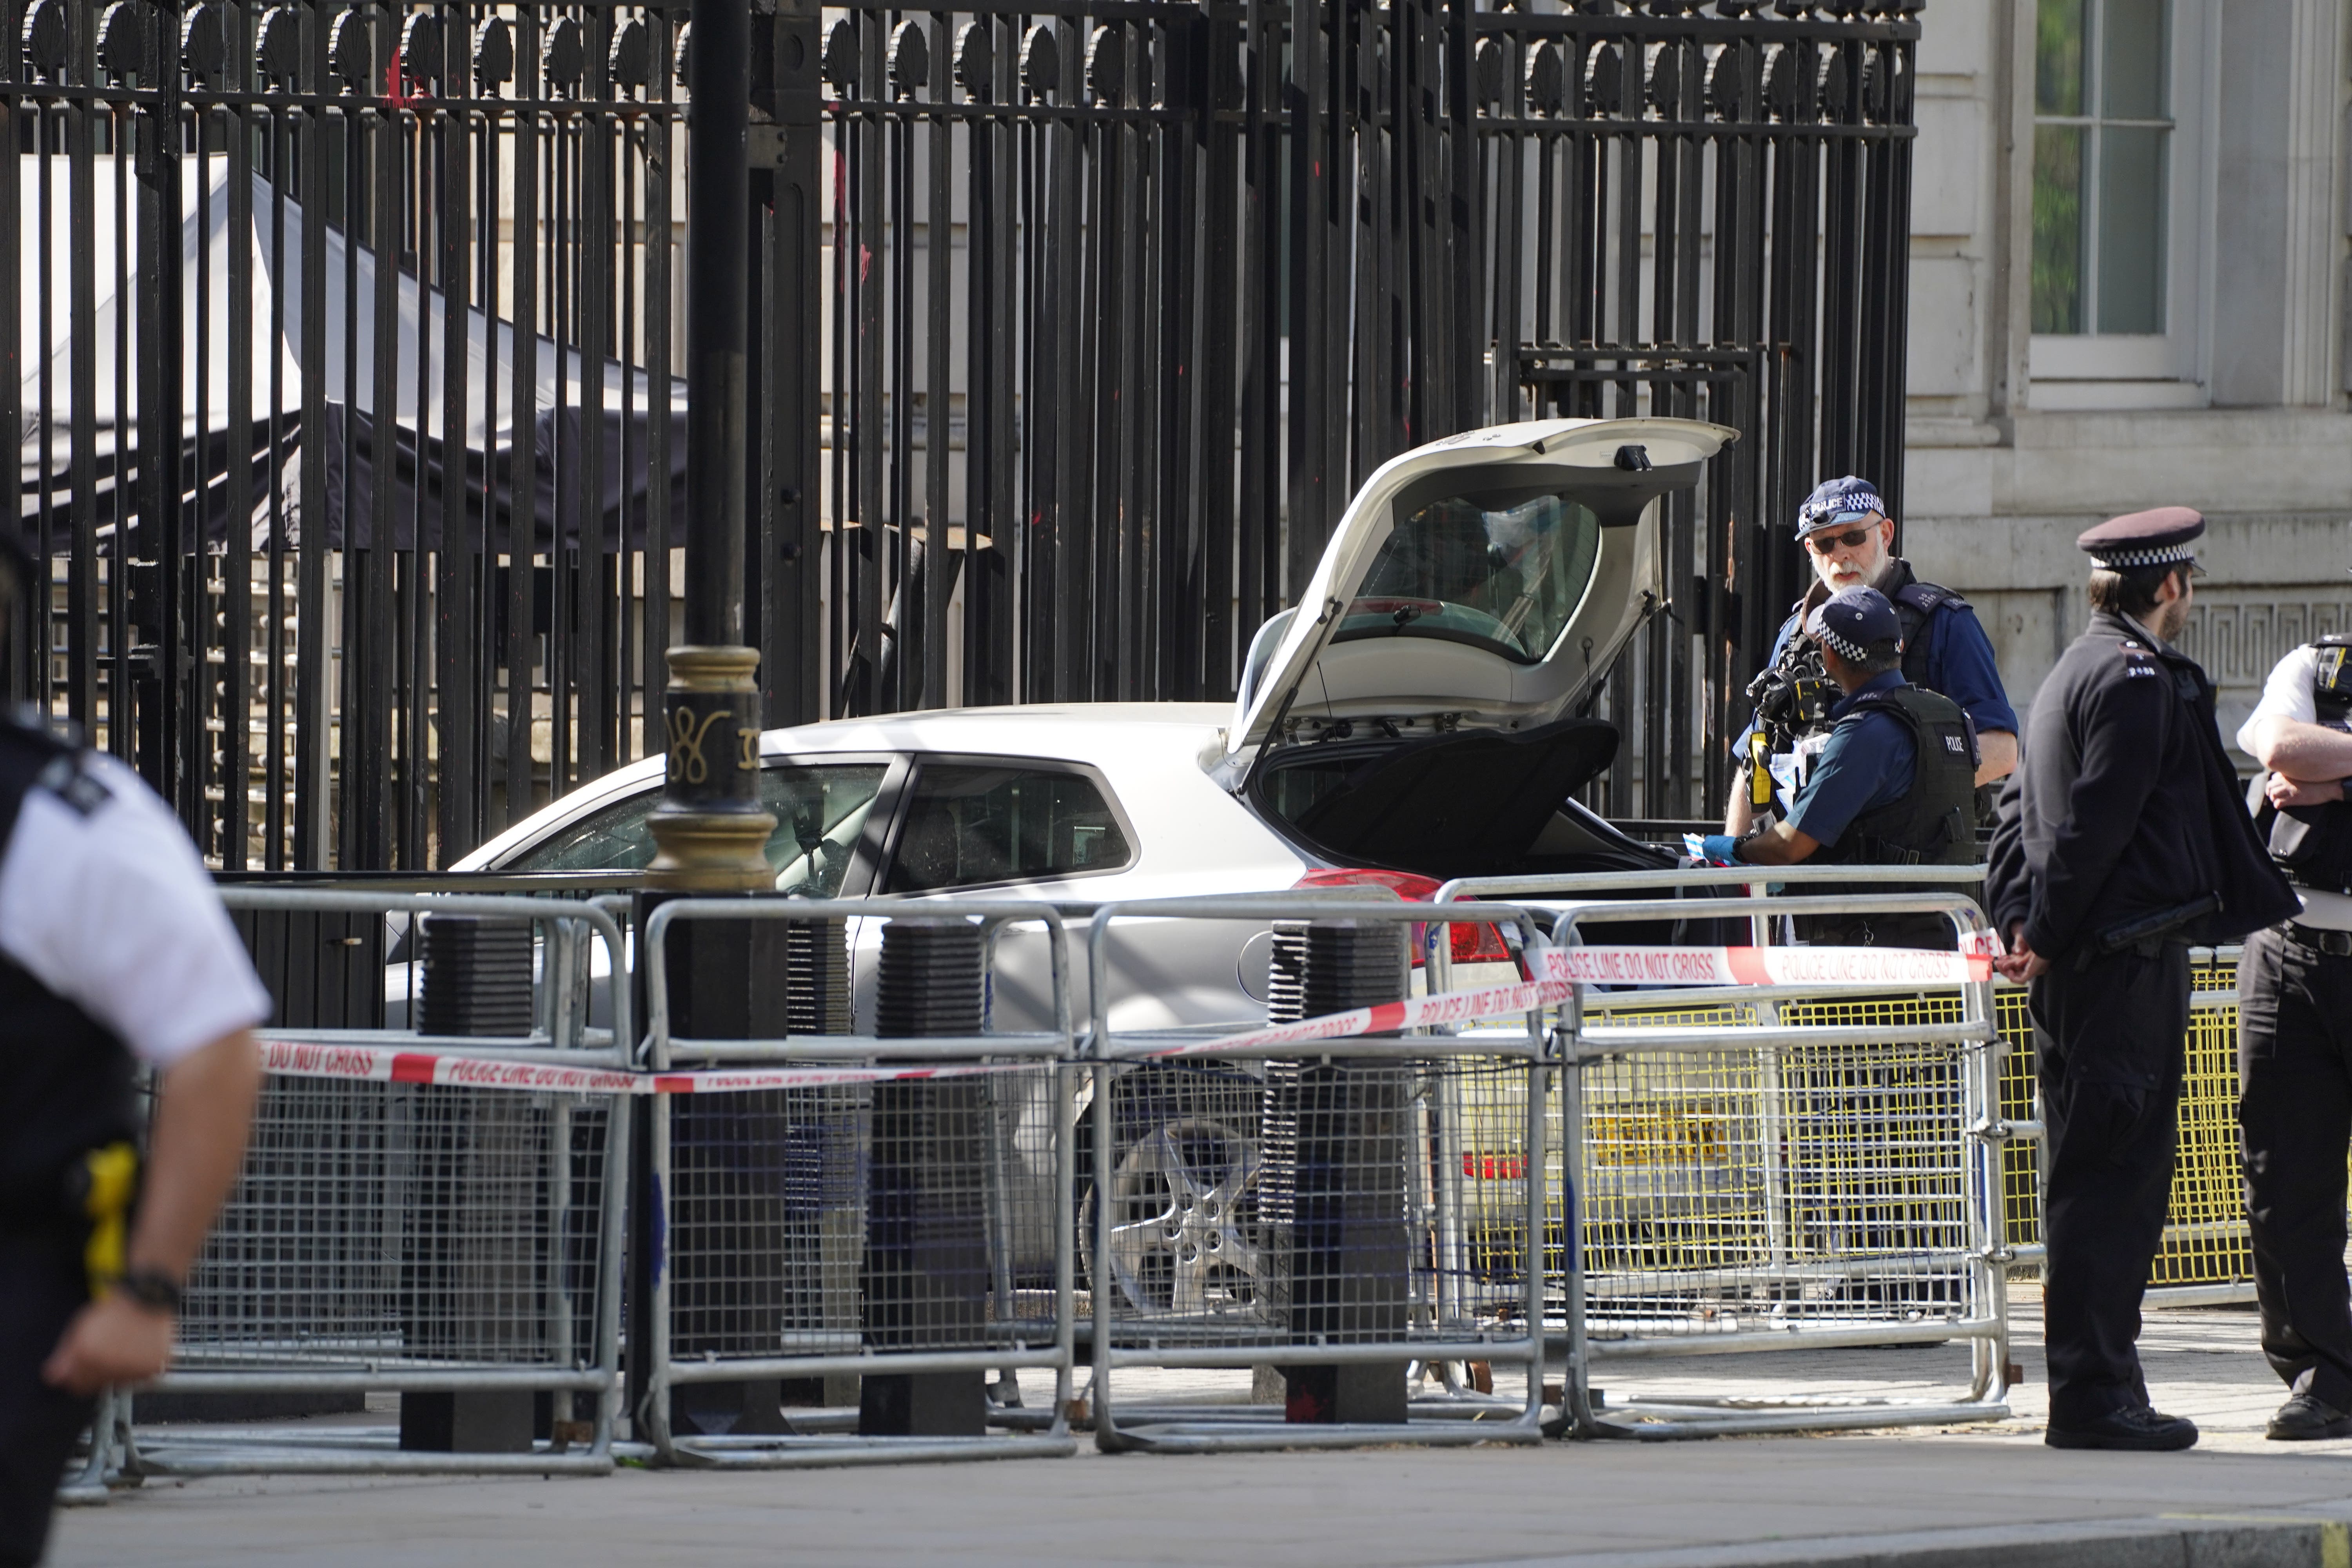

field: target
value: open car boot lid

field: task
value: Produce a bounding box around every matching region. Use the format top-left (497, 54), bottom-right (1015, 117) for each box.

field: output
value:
top-left (1214, 416), bottom-right (1736, 789)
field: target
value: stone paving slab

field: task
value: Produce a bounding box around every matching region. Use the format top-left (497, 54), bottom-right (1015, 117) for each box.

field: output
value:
top-left (50, 1294), bottom-right (2352, 1568)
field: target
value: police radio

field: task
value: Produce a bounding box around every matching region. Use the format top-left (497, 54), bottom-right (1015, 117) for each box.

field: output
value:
top-left (2315, 635), bottom-right (2352, 726)
top-left (1743, 667), bottom-right (1833, 812)
top-left (2251, 633), bottom-right (2352, 893)
top-left (1744, 668), bottom-right (1833, 737)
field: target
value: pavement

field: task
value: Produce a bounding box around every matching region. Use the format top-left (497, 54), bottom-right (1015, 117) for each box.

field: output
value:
top-left (48, 1287), bottom-right (2352, 1568)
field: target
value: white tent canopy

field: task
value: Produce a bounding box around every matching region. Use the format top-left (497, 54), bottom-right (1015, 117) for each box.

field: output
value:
top-left (17, 152), bottom-right (687, 549)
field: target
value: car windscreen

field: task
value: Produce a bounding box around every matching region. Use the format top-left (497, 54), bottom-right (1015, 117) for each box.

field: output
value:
top-left (1332, 483), bottom-right (1603, 664)
top-left (503, 763), bottom-right (887, 896)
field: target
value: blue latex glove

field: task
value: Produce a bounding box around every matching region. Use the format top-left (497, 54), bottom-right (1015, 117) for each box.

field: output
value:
top-left (1698, 834), bottom-right (1742, 867)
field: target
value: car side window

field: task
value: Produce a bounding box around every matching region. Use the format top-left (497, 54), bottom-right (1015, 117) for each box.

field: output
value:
top-left (883, 764), bottom-right (1132, 893)
top-left (504, 764), bottom-right (888, 897)
top-left (766, 764), bottom-right (889, 896)
top-left (503, 791), bottom-right (661, 873)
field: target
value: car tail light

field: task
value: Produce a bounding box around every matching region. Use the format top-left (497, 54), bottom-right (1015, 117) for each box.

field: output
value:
top-left (1294, 867), bottom-right (1441, 900)
top-left (1447, 909), bottom-right (1513, 965)
top-left (1292, 868), bottom-right (1513, 967)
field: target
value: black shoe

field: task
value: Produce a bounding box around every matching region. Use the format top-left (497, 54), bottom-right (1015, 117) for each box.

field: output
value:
top-left (2045, 1406), bottom-right (2199, 1451)
top-left (2267, 1394), bottom-right (2352, 1441)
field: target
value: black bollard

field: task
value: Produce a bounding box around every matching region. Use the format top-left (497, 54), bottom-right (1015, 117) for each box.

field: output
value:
top-left (662, 909), bottom-right (802, 1439)
top-left (858, 918), bottom-right (991, 1437)
top-left (416, 914), bottom-right (535, 1038)
top-left (1261, 918), bottom-right (1411, 1425)
top-left (786, 915), bottom-right (853, 1035)
top-left (401, 915), bottom-right (541, 1452)
top-left (777, 917), bottom-right (862, 1413)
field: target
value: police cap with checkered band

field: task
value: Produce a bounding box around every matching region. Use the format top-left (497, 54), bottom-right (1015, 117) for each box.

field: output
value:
top-left (2076, 506), bottom-right (2205, 571)
top-left (1803, 585), bottom-right (1902, 663)
top-left (1795, 475), bottom-right (1887, 539)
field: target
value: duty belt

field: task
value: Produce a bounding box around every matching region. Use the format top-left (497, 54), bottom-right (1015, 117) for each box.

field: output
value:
top-left (2075, 894), bottom-right (2220, 969)
top-left (0, 1142), bottom-right (139, 1295)
top-left (2287, 921), bottom-right (2352, 958)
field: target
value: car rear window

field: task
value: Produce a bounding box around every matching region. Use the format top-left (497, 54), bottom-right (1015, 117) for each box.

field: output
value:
top-left (883, 764), bottom-right (1132, 893)
top-left (1336, 485), bottom-right (1603, 664)
top-left (503, 764), bottom-right (887, 897)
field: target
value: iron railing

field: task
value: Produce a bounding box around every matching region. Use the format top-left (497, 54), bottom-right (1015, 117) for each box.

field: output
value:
top-left (4, 0), bottom-right (1917, 867)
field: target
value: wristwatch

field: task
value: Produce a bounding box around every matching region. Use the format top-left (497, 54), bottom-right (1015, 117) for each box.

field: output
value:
top-left (113, 1267), bottom-right (184, 1315)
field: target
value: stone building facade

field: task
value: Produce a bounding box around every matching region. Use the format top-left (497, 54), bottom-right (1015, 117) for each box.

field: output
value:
top-left (1900, 0), bottom-right (2352, 759)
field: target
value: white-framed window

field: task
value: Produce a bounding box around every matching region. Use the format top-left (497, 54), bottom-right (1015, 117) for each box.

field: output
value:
top-left (2027, 0), bottom-right (2205, 405)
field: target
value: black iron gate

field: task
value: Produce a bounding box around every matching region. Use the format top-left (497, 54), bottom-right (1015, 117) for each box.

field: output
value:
top-left (4, 0), bottom-right (1915, 867)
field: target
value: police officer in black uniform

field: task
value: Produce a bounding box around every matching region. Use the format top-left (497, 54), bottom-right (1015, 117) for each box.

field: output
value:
top-left (1988, 506), bottom-right (2298, 1452)
top-left (1701, 587), bottom-right (1980, 944)
top-left (1727, 476), bottom-right (2018, 842)
top-left (0, 527), bottom-right (268, 1564)
top-left (2232, 616), bottom-right (2352, 1439)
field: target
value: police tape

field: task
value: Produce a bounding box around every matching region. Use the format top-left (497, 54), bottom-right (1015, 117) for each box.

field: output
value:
top-left (257, 1039), bottom-right (1034, 1094)
top-left (1149, 942), bottom-right (1994, 1058)
top-left (1550, 943), bottom-right (1994, 989)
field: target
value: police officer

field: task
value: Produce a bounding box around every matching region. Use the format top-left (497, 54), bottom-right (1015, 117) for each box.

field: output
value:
top-left (1988, 506), bottom-right (2297, 1452)
top-left (0, 528), bottom-right (269, 1564)
top-left (1700, 587), bottom-right (1980, 951)
top-left (2231, 615), bottom-right (2352, 1439)
top-left (1726, 476), bottom-right (2018, 840)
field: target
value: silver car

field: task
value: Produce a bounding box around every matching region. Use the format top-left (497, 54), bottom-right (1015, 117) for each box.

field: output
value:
top-left (447, 415), bottom-right (1734, 1311)
top-left (457, 414), bottom-right (1731, 1032)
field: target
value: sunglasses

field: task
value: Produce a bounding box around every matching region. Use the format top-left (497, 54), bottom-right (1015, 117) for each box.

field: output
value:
top-left (1804, 525), bottom-right (1878, 554)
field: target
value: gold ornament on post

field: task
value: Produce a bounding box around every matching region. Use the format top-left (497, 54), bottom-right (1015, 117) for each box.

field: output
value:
top-left (645, 646), bottom-right (776, 891)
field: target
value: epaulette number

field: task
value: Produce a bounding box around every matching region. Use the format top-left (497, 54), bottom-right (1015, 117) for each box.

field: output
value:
top-left (33, 754), bottom-right (112, 817)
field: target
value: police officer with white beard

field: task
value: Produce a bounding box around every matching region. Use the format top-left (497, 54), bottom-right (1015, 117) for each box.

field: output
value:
top-left (1728, 476), bottom-right (2018, 848)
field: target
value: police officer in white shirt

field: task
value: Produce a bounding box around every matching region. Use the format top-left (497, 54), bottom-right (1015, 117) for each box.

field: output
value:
top-left (0, 529), bottom-right (270, 1565)
top-left (2237, 632), bottom-right (2352, 1441)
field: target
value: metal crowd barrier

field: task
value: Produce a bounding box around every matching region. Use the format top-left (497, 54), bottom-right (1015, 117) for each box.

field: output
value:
top-left (634, 897), bottom-right (1079, 1468)
top-left (1993, 948), bottom-right (2253, 1305)
top-left (100, 889), bottom-right (634, 1483)
top-left (54, 869), bottom-right (2279, 1500)
top-left (1433, 867), bottom-right (2264, 1308)
top-left (1551, 889), bottom-right (2013, 1439)
top-left (1081, 897), bottom-right (1556, 1454)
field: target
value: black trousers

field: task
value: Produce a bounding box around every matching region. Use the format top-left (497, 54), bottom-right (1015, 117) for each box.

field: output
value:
top-left (2029, 942), bottom-right (2189, 1427)
top-left (2238, 922), bottom-right (2352, 1410)
top-left (0, 1231), bottom-right (93, 1567)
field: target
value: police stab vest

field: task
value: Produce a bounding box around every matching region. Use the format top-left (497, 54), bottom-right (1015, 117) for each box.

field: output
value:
top-left (0, 717), bottom-right (141, 1241)
top-left (1814, 684), bottom-right (1982, 868)
top-left (1760, 563), bottom-right (1967, 757)
top-left (2256, 635), bottom-right (2352, 895)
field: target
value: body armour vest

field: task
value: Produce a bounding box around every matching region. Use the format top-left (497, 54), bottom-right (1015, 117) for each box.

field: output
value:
top-left (0, 719), bottom-right (141, 1235)
top-left (1753, 564), bottom-right (1972, 821)
top-left (1814, 684), bottom-right (1982, 868)
top-left (1760, 563), bottom-right (1967, 753)
top-left (2256, 634), bottom-right (2352, 894)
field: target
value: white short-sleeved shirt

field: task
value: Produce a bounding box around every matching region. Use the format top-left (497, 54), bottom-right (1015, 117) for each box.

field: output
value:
top-left (2237, 644), bottom-right (2352, 931)
top-left (0, 747), bottom-right (271, 1064)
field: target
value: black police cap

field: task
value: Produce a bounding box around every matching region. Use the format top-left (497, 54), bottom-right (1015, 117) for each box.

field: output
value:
top-left (2076, 506), bottom-right (2204, 570)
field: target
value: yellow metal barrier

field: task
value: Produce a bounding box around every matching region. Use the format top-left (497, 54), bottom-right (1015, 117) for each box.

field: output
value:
top-left (1456, 953), bottom-right (2263, 1301)
top-left (1996, 955), bottom-right (2252, 1292)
